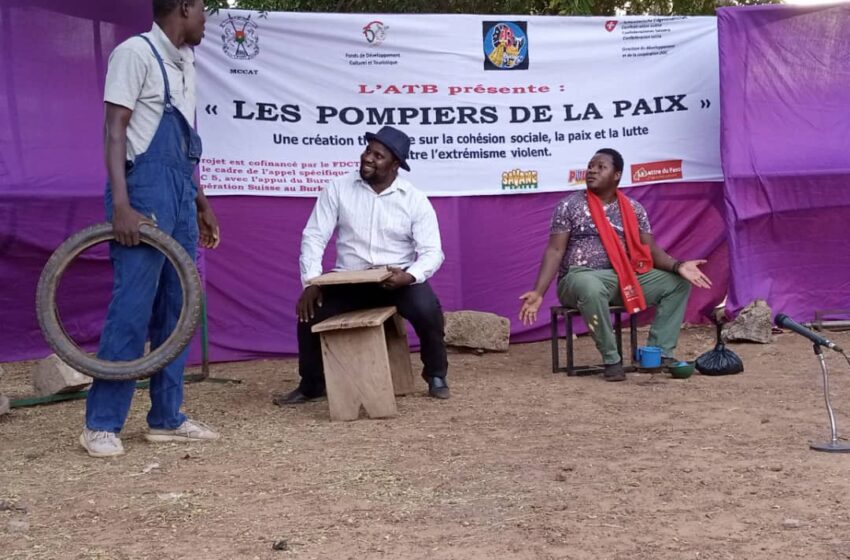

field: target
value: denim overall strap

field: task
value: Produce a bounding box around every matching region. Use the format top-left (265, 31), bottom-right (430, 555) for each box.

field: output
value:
top-left (137, 34), bottom-right (173, 108)
top-left (132, 34), bottom-right (202, 172)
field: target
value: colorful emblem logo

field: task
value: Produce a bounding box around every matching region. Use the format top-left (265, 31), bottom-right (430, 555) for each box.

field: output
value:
top-left (362, 21), bottom-right (389, 46)
top-left (605, 20), bottom-right (618, 32)
top-left (568, 169), bottom-right (587, 185)
top-left (221, 14), bottom-right (260, 60)
top-left (502, 169), bottom-right (539, 191)
top-left (483, 21), bottom-right (529, 70)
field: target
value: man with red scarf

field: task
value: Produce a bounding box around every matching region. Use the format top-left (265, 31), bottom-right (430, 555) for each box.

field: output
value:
top-left (519, 149), bottom-right (711, 381)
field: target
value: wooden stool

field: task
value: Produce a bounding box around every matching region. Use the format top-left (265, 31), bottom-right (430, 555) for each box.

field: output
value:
top-left (312, 306), bottom-right (416, 421)
top-left (550, 305), bottom-right (638, 376)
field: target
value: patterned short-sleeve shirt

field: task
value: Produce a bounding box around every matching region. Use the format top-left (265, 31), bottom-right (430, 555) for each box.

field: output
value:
top-left (550, 191), bottom-right (651, 278)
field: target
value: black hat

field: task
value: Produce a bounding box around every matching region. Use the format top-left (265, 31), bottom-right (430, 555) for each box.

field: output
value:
top-left (364, 126), bottom-right (411, 171)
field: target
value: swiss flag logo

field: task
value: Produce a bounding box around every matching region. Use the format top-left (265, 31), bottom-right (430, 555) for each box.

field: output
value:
top-left (605, 20), bottom-right (618, 32)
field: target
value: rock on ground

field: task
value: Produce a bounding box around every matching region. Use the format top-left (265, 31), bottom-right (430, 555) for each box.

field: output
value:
top-left (723, 299), bottom-right (773, 344)
top-left (31, 354), bottom-right (92, 397)
top-left (443, 311), bottom-right (510, 352)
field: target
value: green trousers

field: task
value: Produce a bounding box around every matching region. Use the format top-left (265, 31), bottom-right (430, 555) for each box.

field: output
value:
top-left (557, 267), bottom-right (691, 365)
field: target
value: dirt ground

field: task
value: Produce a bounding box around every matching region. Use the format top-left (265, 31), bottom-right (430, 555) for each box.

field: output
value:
top-left (4, 325), bottom-right (850, 560)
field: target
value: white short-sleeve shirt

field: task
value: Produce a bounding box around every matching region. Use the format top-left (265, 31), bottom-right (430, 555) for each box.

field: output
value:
top-left (103, 23), bottom-right (197, 161)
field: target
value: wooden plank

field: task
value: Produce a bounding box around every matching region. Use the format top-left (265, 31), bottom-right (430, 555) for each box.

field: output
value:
top-left (312, 306), bottom-right (397, 334)
top-left (385, 314), bottom-right (416, 396)
top-left (320, 327), bottom-right (397, 421)
top-left (305, 267), bottom-right (392, 287)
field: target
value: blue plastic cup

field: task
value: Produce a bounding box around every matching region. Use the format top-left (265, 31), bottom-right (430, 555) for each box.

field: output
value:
top-left (636, 346), bottom-right (663, 368)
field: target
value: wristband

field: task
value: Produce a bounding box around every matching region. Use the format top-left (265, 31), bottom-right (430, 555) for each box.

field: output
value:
top-left (672, 260), bottom-right (683, 274)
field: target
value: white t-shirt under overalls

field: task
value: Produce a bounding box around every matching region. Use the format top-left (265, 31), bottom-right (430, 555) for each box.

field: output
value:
top-left (103, 23), bottom-right (197, 162)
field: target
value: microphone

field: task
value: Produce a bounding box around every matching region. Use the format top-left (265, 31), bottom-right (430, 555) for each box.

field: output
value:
top-left (775, 314), bottom-right (844, 353)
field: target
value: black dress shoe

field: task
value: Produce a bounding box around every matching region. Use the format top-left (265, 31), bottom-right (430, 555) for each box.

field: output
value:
top-left (272, 388), bottom-right (324, 406)
top-left (426, 376), bottom-right (451, 400)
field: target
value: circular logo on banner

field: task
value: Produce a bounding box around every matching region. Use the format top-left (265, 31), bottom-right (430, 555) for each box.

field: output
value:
top-left (221, 15), bottom-right (260, 60)
top-left (362, 20), bottom-right (389, 46)
top-left (483, 22), bottom-right (528, 70)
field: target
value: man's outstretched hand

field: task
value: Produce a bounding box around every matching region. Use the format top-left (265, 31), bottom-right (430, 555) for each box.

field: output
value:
top-left (678, 259), bottom-right (712, 289)
top-left (296, 285), bottom-right (323, 322)
top-left (518, 291), bottom-right (544, 325)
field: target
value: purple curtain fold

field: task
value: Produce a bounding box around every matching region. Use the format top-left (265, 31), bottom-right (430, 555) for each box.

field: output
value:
top-left (0, 1), bottom-right (155, 361)
top-left (718, 4), bottom-right (850, 321)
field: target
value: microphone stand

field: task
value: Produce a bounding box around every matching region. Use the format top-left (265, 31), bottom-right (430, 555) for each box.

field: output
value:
top-left (810, 343), bottom-right (850, 453)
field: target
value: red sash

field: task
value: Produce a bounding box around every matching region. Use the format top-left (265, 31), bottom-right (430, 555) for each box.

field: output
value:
top-left (586, 190), bottom-right (653, 313)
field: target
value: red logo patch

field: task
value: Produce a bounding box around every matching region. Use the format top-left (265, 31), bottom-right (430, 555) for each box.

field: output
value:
top-left (631, 160), bottom-right (683, 184)
top-left (605, 20), bottom-right (618, 32)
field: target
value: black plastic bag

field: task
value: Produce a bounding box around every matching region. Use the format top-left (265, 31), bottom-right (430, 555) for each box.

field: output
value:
top-left (696, 323), bottom-right (744, 376)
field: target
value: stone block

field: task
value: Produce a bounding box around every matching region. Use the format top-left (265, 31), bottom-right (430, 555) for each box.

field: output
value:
top-left (31, 354), bottom-right (92, 397)
top-left (443, 311), bottom-right (510, 352)
top-left (0, 394), bottom-right (9, 416)
top-left (723, 299), bottom-right (773, 344)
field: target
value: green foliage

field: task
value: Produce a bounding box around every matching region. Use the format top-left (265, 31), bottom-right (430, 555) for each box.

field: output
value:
top-left (205, 0), bottom-right (780, 16)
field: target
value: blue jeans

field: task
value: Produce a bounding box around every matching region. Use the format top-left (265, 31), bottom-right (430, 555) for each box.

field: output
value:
top-left (85, 160), bottom-right (198, 433)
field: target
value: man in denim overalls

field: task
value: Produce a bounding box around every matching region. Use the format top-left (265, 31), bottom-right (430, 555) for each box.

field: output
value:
top-left (81, 0), bottom-right (221, 457)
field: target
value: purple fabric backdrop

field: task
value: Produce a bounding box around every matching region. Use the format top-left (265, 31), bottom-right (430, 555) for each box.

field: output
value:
top-left (7, 2), bottom-right (842, 364)
top-left (718, 4), bottom-right (850, 320)
top-left (0, 0), bottom-right (160, 361)
top-left (202, 184), bottom-right (728, 361)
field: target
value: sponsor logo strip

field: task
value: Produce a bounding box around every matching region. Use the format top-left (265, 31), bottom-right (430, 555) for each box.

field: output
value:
top-left (631, 159), bottom-right (682, 183)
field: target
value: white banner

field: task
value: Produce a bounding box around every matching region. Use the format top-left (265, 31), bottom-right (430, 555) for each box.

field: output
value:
top-left (196, 12), bottom-right (720, 197)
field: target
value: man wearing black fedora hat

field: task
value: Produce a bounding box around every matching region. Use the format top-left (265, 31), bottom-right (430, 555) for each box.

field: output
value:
top-left (275, 125), bottom-right (450, 403)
